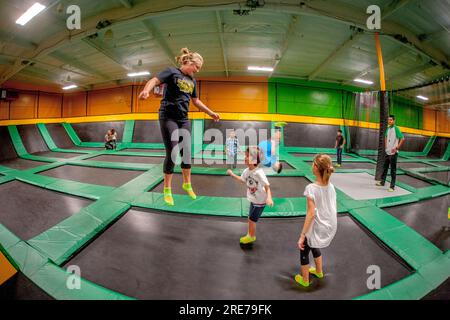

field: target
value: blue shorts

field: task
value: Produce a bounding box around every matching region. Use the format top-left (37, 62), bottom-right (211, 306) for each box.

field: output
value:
top-left (249, 203), bottom-right (266, 222)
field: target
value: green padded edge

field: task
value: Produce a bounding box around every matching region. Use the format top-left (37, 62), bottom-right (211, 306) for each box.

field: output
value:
top-left (62, 123), bottom-right (82, 145)
top-left (122, 120), bottom-right (135, 145)
top-left (349, 206), bottom-right (442, 270)
top-left (28, 200), bottom-right (131, 265)
top-left (423, 136), bottom-right (437, 156)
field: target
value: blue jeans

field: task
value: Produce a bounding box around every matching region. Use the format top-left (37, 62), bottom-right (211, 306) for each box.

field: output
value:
top-left (336, 148), bottom-right (343, 165)
top-left (248, 203), bottom-right (265, 222)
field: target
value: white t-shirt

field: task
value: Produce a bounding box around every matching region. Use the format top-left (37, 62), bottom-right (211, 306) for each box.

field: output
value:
top-left (303, 183), bottom-right (338, 249)
top-left (240, 167), bottom-right (270, 204)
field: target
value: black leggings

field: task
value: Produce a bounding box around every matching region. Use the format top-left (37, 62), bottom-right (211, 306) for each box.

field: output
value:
top-left (159, 119), bottom-right (192, 174)
top-left (300, 237), bottom-right (322, 266)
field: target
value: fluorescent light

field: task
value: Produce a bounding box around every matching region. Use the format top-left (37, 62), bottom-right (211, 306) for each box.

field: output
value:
top-left (128, 71), bottom-right (150, 77)
top-left (248, 66), bottom-right (274, 72)
top-left (62, 85), bottom-right (78, 90)
top-left (417, 95), bottom-right (429, 101)
top-left (354, 78), bottom-right (374, 85)
top-left (16, 3), bottom-right (46, 26)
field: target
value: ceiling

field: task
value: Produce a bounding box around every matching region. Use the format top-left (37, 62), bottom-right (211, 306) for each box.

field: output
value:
top-left (0, 0), bottom-right (449, 97)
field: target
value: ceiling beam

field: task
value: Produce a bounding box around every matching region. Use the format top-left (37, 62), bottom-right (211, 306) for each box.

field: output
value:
top-left (141, 19), bottom-right (177, 66)
top-left (382, 0), bottom-right (412, 20)
top-left (345, 45), bottom-right (411, 84)
top-left (119, 0), bottom-right (133, 9)
top-left (215, 11), bottom-right (229, 77)
top-left (387, 62), bottom-right (436, 83)
top-left (82, 35), bottom-right (133, 71)
top-left (271, 15), bottom-right (300, 76)
top-left (262, 2), bottom-right (449, 69)
top-left (308, 31), bottom-right (363, 81)
top-left (49, 51), bottom-right (111, 80)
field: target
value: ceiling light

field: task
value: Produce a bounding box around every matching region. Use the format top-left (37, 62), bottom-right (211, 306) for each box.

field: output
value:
top-left (16, 3), bottom-right (46, 26)
top-left (63, 85), bottom-right (78, 90)
top-left (127, 71), bottom-right (151, 77)
top-left (417, 95), bottom-right (429, 101)
top-left (354, 78), bottom-right (374, 85)
top-left (248, 66), bottom-right (274, 72)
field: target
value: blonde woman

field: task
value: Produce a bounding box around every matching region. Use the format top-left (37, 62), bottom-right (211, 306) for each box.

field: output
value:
top-left (139, 48), bottom-right (220, 206)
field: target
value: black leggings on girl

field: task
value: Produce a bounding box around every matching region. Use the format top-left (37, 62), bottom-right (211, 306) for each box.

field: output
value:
top-left (300, 237), bottom-right (322, 266)
top-left (159, 119), bottom-right (192, 174)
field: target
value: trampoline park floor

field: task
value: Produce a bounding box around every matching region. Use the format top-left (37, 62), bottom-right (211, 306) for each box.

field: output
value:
top-left (63, 209), bottom-right (411, 300)
top-left (0, 121), bottom-right (449, 301)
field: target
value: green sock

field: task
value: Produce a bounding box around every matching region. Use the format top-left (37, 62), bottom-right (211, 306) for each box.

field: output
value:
top-left (182, 183), bottom-right (197, 199)
top-left (163, 187), bottom-right (174, 205)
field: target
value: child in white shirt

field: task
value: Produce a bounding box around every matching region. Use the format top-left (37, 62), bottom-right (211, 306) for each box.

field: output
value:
top-left (296, 154), bottom-right (337, 287)
top-left (227, 146), bottom-right (274, 245)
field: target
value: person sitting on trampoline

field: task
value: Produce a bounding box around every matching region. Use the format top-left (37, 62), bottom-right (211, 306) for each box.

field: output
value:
top-left (105, 129), bottom-right (117, 150)
top-left (138, 47), bottom-right (220, 206)
top-left (296, 154), bottom-right (337, 287)
top-left (227, 146), bottom-right (274, 245)
top-left (258, 124), bottom-right (285, 174)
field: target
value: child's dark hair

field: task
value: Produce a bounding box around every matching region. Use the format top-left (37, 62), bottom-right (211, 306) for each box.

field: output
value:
top-left (389, 115), bottom-right (395, 120)
top-left (246, 146), bottom-right (261, 165)
top-left (338, 129), bottom-right (342, 133)
top-left (111, 128), bottom-right (116, 134)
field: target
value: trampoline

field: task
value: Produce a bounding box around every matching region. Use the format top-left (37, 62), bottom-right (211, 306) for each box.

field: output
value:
top-left (0, 181), bottom-right (92, 240)
top-left (89, 155), bottom-right (165, 165)
top-left (39, 165), bottom-right (145, 187)
top-left (63, 209), bottom-right (411, 300)
top-left (384, 195), bottom-right (450, 252)
top-left (151, 174), bottom-right (308, 198)
top-left (0, 121), bottom-right (449, 301)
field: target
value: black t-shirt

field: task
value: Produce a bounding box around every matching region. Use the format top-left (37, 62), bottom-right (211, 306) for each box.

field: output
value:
top-left (157, 67), bottom-right (197, 120)
top-left (336, 135), bottom-right (344, 147)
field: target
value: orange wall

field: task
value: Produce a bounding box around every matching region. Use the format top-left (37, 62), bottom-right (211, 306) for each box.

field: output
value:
top-left (133, 85), bottom-right (160, 113)
top-left (9, 92), bottom-right (37, 120)
top-left (0, 101), bottom-right (9, 120)
top-left (63, 92), bottom-right (87, 118)
top-left (201, 81), bottom-right (268, 113)
top-left (436, 110), bottom-right (450, 133)
top-left (423, 108), bottom-right (436, 132)
top-left (87, 86), bottom-right (132, 116)
top-left (38, 92), bottom-right (62, 118)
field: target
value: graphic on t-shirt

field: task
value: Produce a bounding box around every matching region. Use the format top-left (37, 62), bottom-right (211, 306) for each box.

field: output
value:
top-left (246, 176), bottom-right (258, 195)
top-left (177, 78), bottom-right (195, 94)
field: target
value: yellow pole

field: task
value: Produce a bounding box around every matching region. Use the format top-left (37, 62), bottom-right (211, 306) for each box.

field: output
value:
top-left (374, 32), bottom-right (386, 91)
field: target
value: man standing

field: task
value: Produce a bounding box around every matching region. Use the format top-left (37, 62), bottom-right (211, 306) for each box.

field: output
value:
top-left (376, 115), bottom-right (405, 192)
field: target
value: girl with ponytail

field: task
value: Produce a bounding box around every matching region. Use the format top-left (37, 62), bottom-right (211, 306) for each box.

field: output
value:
top-left (139, 48), bottom-right (220, 206)
top-left (295, 154), bottom-right (338, 287)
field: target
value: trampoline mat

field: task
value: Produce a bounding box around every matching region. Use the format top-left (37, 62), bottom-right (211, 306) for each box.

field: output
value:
top-left (151, 174), bottom-right (308, 198)
top-left (89, 155), bottom-right (164, 165)
top-left (0, 272), bottom-right (53, 300)
top-left (423, 171), bottom-right (450, 185)
top-left (396, 175), bottom-right (433, 189)
top-left (39, 165), bottom-right (144, 187)
top-left (0, 181), bottom-right (92, 240)
top-left (0, 159), bottom-right (48, 170)
top-left (32, 151), bottom-right (82, 159)
top-left (397, 162), bottom-right (434, 170)
top-left (121, 149), bottom-right (165, 153)
top-left (384, 195), bottom-right (450, 251)
top-left (435, 161), bottom-right (450, 167)
top-left (64, 209), bottom-right (411, 300)
top-left (292, 153), bottom-right (353, 159)
top-left (193, 160), bottom-right (294, 170)
top-left (305, 162), bottom-right (375, 170)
